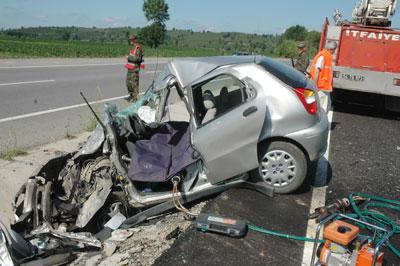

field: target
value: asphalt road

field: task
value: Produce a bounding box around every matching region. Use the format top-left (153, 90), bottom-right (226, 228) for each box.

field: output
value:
top-left (0, 58), bottom-right (168, 151)
top-left (156, 100), bottom-right (400, 266)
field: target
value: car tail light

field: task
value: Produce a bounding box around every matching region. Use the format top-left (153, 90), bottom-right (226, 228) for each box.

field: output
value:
top-left (294, 88), bottom-right (318, 115)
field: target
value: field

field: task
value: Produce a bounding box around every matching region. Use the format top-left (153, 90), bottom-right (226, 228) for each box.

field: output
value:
top-left (0, 38), bottom-right (222, 58)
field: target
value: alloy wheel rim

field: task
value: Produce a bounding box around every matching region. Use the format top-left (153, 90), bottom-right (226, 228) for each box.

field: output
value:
top-left (259, 149), bottom-right (297, 187)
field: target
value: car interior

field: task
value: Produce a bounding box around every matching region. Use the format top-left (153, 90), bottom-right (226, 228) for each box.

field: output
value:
top-left (192, 74), bottom-right (248, 125)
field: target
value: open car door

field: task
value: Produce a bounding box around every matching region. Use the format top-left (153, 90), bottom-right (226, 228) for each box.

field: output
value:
top-left (189, 71), bottom-right (266, 184)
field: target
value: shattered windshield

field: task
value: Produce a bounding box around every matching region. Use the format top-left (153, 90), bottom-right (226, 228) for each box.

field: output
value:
top-left (115, 67), bottom-right (173, 125)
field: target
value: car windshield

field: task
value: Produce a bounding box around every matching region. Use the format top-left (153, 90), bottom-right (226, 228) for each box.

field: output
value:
top-left (258, 58), bottom-right (307, 88)
top-left (115, 67), bottom-right (173, 125)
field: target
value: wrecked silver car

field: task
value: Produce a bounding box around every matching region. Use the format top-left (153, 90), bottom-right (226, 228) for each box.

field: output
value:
top-left (5, 56), bottom-right (328, 264)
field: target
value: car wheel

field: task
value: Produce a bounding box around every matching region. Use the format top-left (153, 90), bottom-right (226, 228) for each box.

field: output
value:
top-left (252, 141), bottom-right (307, 194)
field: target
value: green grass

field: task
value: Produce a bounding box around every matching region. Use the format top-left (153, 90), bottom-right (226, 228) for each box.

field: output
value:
top-left (0, 37), bottom-right (224, 58)
top-left (85, 116), bottom-right (98, 132)
top-left (0, 149), bottom-right (28, 161)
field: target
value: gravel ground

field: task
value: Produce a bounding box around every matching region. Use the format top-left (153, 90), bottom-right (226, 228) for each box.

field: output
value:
top-left (69, 203), bottom-right (205, 266)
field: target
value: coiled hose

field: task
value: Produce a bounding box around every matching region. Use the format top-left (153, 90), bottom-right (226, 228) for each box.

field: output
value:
top-left (248, 193), bottom-right (400, 257)
top-left (347, 192), bottom-right (400, 257)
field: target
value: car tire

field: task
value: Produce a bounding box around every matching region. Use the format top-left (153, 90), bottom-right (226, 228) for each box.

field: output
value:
top-left (251, 141), bottom-right (307, 194)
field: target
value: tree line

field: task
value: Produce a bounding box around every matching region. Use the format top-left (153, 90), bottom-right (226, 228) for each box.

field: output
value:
top-left (0, 25), bottom-right (320, 58)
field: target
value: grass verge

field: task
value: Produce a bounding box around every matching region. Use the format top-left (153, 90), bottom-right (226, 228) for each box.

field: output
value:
top-left (0, 149), bottom-right (28, 161)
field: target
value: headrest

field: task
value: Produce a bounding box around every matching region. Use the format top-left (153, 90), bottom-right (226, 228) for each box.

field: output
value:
top-left (203, 90), bottom-right (216, 109)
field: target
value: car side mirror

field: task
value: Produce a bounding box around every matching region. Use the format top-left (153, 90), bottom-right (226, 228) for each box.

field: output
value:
top-left (167, 76), bottom-right (178, 89)
top-left (167, 76), bottom-right (185, 99)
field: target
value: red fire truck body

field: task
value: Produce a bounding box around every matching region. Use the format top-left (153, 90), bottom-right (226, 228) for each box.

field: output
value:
top-left (320, 19), bottom-right (400, 111)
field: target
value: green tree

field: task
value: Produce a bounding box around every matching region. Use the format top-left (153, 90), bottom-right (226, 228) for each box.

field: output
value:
top-left (61, 30), bottom-right (71, 41)
top-left (140, 0), bottom-right (170, 48)
top-left (139, 22), bottom-right (166, 48)
top-left (143, 0), bottom-right (170, 25)
top-left (282, 25), bottom-right (308, 41)
top-left (274, 39), bottom-right (297, 58)
top-left (307, 30), bottom-right (321, 55)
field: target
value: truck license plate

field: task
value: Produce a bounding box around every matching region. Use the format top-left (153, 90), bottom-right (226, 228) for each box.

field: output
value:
top-left (341, 74), bottom-right (365, 82)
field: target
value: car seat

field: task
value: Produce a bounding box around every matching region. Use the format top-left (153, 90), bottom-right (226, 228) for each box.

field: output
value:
top-left (202, 90), bottom-right (217, 124)
top-left (219, 86), bottom-right (229, 113)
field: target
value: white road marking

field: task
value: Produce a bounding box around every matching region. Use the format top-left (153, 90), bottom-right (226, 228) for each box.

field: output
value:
top-left (0, 79), bottom-right (55, 86)
top-left (301, 108), bottom-right (333, 266)
top-left (0, 61), bottom-right (165, 70)
top-left (0, 63), bottom-right (122, 69)
top-left (0, 94), bottom-right (132, 124)
top-left (144, 70), bottom-right (162, 74)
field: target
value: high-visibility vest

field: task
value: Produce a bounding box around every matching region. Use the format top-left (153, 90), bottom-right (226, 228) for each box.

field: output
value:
top-left (125, 44), bottom-right (143, 70)
top-left (309, 49), bottom-right (333, 91)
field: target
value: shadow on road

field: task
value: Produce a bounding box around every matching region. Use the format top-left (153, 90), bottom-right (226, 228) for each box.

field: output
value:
top-left (332, 90), bottom-right (400, 121)
top-left (333, 102), bottom-right (400, 121)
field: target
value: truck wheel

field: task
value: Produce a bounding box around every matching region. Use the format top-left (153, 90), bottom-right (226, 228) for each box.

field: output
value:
top-left (252, 141), bottom-right (307, 194)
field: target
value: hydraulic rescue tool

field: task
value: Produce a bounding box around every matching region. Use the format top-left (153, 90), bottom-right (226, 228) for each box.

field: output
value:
top-left (194, 213), bottom-right (248, 238)
top-left (309, 193), bottom-right (400, 266)
top-left (311, 213), bottom-right (387, 266)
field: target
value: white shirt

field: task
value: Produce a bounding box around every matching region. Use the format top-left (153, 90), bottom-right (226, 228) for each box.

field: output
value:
top-left (316, 55), bottom-right (324, 70)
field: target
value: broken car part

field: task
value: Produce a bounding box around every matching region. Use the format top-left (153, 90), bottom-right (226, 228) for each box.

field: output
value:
top-left (0, 224), bottom-right (14, 266)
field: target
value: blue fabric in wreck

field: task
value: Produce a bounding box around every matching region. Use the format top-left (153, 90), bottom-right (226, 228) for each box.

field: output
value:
top-left (128, 121), bottom-right (198, 182)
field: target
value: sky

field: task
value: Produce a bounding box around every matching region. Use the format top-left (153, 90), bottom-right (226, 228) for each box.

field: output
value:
top-left (1, 0), bottom-right (400, 34)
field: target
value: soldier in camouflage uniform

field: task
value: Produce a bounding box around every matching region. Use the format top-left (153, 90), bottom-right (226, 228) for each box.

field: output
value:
top-left (125, 36), bottom-right (143, 102)
top-left (294, 41), bottom-right (309, 73)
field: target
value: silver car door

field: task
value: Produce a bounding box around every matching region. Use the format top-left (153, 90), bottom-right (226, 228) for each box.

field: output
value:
top-left (191, 73), bottom-right (266, 184)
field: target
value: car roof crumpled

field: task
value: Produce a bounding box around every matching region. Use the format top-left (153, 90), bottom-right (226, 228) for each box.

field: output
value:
top-left (168, 56), bottom-right (258, 87)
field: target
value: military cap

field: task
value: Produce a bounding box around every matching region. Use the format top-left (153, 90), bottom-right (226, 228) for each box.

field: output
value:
top-left (297, 41), bottom-right (306, 48)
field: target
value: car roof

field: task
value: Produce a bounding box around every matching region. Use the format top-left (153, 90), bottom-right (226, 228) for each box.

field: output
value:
top-left (167, 55), bottom-right (308, 89)
top-left (168, 56), bottom-right (257, 87)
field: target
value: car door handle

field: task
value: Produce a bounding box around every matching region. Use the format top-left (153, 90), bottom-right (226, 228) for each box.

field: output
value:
top-left (243, 106), bottom-right (258, 117)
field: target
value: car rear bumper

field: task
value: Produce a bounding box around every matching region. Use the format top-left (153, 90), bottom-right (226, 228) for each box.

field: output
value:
top-left (286, 113), bottom-right (329, 162)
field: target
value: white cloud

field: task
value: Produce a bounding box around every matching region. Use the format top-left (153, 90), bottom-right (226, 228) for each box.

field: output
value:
top-left (101, 16), bottom-right (129, 27)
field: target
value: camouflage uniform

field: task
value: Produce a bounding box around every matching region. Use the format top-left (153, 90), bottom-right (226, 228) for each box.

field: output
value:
top-left (125, 43), bottom-right (143, 101)
top-left (294, 50), bottom-right (309, 73)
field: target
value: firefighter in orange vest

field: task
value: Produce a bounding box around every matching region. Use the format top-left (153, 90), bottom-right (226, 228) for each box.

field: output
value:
top-left (125, 35), bottom-right (143, 102)
top-left (309, 41), bottom-right (337, 112)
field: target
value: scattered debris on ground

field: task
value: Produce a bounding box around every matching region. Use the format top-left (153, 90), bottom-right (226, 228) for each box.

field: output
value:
top-left (70, 203), bottom-right (205, 266)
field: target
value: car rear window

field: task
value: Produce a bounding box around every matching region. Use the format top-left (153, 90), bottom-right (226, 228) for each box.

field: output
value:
top-left (258, 58), bottom-right (307, 88)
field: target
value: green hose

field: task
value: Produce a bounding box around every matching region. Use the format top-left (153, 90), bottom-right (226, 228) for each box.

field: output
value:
top-left (246, 193), bottom-right (399, 258)
top-left (347, 193), bottom-right (400, 257)
top-left (247, 224), bottom-right (323, 243)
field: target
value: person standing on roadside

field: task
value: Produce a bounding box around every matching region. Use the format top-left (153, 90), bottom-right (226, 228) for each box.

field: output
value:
top-left (125, 35), bottom-right (143, 102)
top-left (294, 41), bottom-right (309, 73)
top-left (309, 41), bottom-right (337, 112)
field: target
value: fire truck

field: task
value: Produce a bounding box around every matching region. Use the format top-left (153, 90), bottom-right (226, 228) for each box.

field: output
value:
top-left (319, 0), bottom-right (400, 111)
